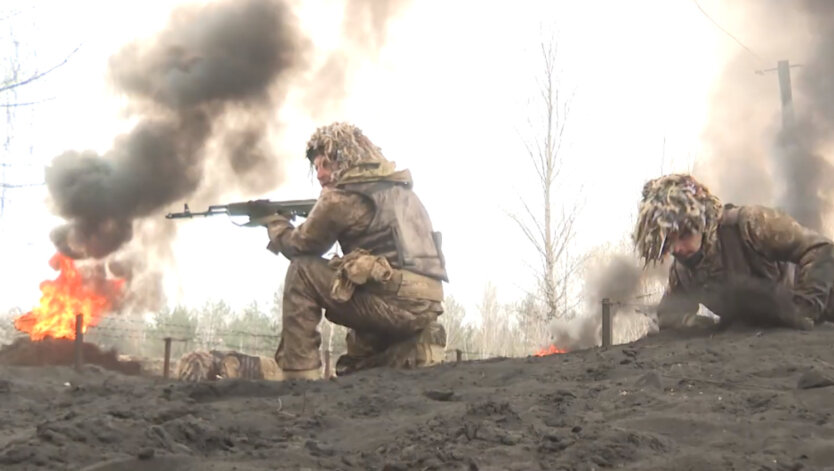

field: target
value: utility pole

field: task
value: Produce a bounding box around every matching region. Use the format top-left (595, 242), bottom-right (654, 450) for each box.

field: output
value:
top-left (755, 59), bottom-right (821, 231)
top-left (776, 60), bottom-right (796, 130)
top-left (756, 59), bottom-right (801, 132)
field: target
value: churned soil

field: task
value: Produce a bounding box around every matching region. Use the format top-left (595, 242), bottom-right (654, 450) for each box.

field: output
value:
top-left (0, 337), bottom-right (142, 376)
top-left (1, 325), bottom-right (834, 470)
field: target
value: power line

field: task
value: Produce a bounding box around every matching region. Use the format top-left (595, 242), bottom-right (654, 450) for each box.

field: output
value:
top-left (691, 0), bottom-right (766, 64)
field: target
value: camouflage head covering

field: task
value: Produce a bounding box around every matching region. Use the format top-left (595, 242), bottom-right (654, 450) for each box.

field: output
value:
top-left (632, 174), bottom-right (722, 266)
top-left (305, 122), bottom-right (388, 182)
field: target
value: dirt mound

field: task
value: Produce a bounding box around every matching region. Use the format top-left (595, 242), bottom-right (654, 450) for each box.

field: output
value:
top-left (1, 325), bottom-right (834, 470)
top-left (0, 338), bottom-right (142, 375)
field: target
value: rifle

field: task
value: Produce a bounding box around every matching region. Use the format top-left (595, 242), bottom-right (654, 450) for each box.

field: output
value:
top-left (165, 199), bottom-right (317, 227)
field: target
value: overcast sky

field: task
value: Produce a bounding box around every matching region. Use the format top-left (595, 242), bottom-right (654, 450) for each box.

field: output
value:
top-left (0, 0), bottom-right (744, 322)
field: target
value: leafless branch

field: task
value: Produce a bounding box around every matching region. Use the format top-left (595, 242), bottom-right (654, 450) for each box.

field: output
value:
top-left (518, 195), bottom-right (545, 239)
top-left (508, 211), bottom-right (544, 257)
top-left (0, 7), bottom-right (31, 23)
top-left (1, 182), bottom-right (45, 188)
top-left (0, 44), bottom-right (81, 94)
top-left (551, 210), bottom-right (577, 260)
top-left (521, 134), bottom-right (546, 184)
top-left (0, 97), bottom-right (56, 108)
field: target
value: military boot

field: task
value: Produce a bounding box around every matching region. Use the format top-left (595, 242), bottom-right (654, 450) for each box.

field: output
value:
top-left (220, 353), bottom-right (320, 381)
top-left (335, 321), bottom-right (447, 375)
top-left (412, 320), bottom-right (447, 367)
top-left (380, 320), bottom-right (447, 368)
top-left (258, 355), bottom-right (282, 380)
top-left (334, 329), bottom-right (383, 376)
top-left (281, 368), bottom-right (322, 381)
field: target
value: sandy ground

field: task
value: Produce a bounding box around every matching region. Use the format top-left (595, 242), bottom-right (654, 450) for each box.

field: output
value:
top-left (2, 325), bottom-right (834, 471)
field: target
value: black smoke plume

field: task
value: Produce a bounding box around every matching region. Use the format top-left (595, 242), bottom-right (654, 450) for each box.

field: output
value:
top-left (43, 0), bottom-right (413, 313)
top-left (46, 0), bottom-right (305, 259)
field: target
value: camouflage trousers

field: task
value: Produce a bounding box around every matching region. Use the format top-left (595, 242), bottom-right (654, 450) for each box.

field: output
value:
top-left (276, 256), bottom-right (445, 372)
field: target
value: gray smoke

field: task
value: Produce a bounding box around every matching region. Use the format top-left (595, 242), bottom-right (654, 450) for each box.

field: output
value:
top-left (551, 252), bottom-right (668, 351)
top-left (697, 0), bottom-right (834, 232)
top-left (43, 0), bottom-right (412, 313)
top-left (586, 255), bottom-right (661, 305)
top-left (302, 0), bottom-right (413, 119)
top-left (778, 0), bottom-right (834, 231)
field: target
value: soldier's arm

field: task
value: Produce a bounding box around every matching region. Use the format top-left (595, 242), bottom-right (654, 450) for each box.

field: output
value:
top-left (266, 190), bottom-right (372, 258)
top-left (740, 206), bottom-right (834, 318)
top-left (655, 265), bottom-right (699, 329)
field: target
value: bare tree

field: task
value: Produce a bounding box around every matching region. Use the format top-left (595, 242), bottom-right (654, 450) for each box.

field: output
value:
top-left (0, 6), bottom-right (79, 100)
top-left (196, 299), bottom-right (232, 349)
top-left (471, 283), bottom-right (519, 358)
top-left (439, 295), bottom-right (472, 354)
top-left (0, 307), bottom-right (24, 346)
top-left (511, 35), bottom-right (582, 322)
top-left (0, 45), bottom-right (79, 96)
top-left (513, 292), bottom-right (549, 352)
top-left (0, 7), bottom-right (80, 218)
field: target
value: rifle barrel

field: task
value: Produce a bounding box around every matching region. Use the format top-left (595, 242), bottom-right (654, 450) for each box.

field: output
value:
top-left (165, 199), bottom-right (317, 222)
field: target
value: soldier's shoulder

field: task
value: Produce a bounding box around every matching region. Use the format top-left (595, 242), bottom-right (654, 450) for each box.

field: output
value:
top-left (319, 188), bottom-right (367, 204)
top-left (314, 188), bottom-right (375, 218)
top-left (733, 204), bottom-right (784, 225)
top-left (734, 204), bottom-right (815, 245)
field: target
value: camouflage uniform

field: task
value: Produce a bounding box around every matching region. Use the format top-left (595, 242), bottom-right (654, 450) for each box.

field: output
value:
top-left (633, 174), bottom-right (834, 330)
top-left (266, 123), bottom-right (447, 376)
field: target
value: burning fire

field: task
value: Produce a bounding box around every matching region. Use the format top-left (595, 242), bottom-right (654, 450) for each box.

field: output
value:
top-left (14, 253), bottom-right (124, 341)
top-left (534, 344), bottom-right (567, 357)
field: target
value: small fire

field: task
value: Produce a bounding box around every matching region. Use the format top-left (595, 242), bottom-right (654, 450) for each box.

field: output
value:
top-left (14, 253), bottom-right (124, 341)
top-left (534, 344), bottom-right (567, 357)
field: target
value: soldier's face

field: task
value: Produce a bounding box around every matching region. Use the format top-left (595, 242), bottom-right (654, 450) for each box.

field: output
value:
top-left (313, 155), bottom-right (334, 188)
top-left (669, 230), bottom-right (703, 261)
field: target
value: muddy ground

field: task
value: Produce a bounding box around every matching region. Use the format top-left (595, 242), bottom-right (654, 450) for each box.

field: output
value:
top-left (1, 325), bottom-right (834, 471)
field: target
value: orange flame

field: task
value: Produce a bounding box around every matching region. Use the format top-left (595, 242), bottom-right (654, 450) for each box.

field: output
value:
top-left (14, 253), bottom-right (124, 341)
top-left (534, 344), bottom-right (567, 357)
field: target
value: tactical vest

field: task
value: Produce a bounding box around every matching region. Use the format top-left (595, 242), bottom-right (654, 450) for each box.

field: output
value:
top-left (673, 204), bottom-right (794, 293)
top-left (338, 180), bottom-right (448, 282)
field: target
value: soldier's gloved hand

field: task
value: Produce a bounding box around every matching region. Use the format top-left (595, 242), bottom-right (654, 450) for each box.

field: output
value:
top-left (790, 295), bottom-right (819, 330)
top-left (266, 214), bottom-right (291, 236)
top-left (265, 214), bottom-right (292, 255)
